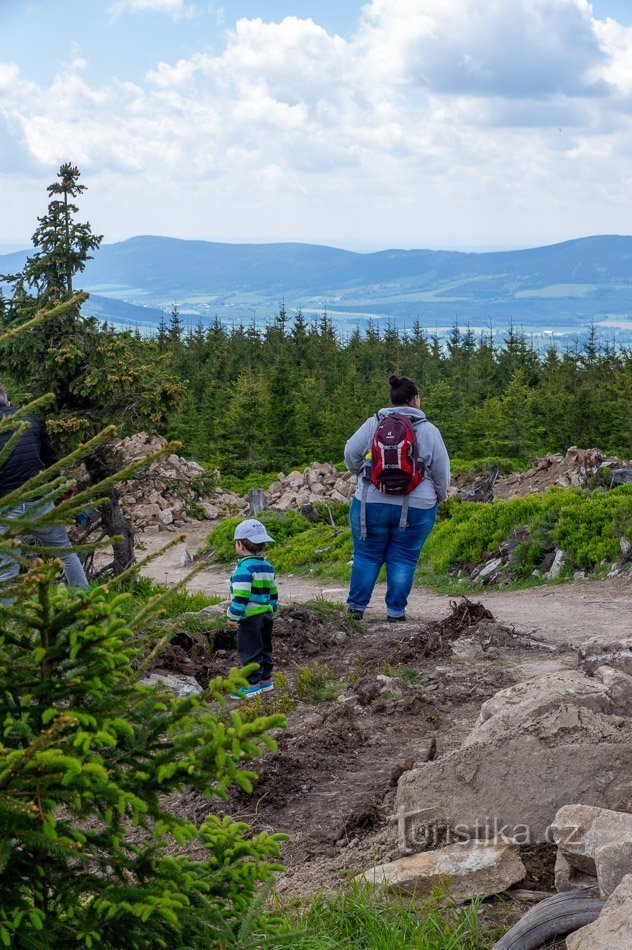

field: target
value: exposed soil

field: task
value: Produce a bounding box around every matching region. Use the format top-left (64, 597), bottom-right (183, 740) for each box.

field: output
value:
top-left (154, 599), bottom-right (576, 910)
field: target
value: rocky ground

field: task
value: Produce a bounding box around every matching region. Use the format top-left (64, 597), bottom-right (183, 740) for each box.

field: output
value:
top-left (154, 597), bottom-right (567, 939)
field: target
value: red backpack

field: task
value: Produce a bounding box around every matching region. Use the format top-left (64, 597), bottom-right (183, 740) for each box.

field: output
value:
top-left (369, 412), bottom-right (424, 495)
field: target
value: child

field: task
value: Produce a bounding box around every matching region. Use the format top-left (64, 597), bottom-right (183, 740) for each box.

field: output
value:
top-left (226, 518), bottom-right (278, 699)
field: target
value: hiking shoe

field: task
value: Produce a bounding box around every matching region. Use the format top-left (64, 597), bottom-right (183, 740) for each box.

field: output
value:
top-left (259, 680), bottom-right (274, 693)
top-left (348, 609), bottom-right (364, 620)
top-left (229, 684), bottom-right (262, 700)
top-left (387, 614), bottom-right (407, 623)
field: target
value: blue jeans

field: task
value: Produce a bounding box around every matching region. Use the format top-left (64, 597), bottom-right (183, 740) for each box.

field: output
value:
top-left (347, 499), bottom-right (436, 618)
top-left (0, 500), bottom-right (88, 592)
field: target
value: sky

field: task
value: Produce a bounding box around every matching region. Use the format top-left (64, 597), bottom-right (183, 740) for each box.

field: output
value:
top-left (2, 0), bottom-right (632, 252)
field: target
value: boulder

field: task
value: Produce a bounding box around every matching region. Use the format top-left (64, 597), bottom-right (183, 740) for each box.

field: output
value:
top-left (550, 804), bottom-right (632, 898)
top-left (330, 490), bottom-right (348, 504)
top-left (470, 669), bottom-right (632, 744)
top-left (157, 508), bottom-right (174, 525)
top-left (566, 874), bottom-right (632, 949)
top-left (546, 549), bottom-right (566, 579)
top-left (396, 704), bottom-right (632, 847)
top-left (477, 557), bottom-right (503, 580)
top-left (357, 838), bottom-right (525, 904)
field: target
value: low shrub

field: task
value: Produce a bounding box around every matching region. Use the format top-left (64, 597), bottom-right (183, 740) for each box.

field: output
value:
top-left (219, 471), bottom-right (281, 495)
top-left (418, 485), bottom-right (631, 580)
top-left (205, 510), bottom-right (314, 562)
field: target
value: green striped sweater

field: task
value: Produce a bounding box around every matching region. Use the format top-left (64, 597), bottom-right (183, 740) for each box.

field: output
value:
top-left (227, 555), bottom-right (278, 621)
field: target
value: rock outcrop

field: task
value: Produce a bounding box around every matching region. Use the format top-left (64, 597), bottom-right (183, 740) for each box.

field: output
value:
top-left (112, 432), bottom-right (247, 532)
top-left (551, 804), bottom-right (632, 898)
top-left (396, 668), bottom-right (632, 847)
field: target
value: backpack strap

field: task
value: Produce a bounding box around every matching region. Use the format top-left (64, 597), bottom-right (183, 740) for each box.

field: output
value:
top-left (360, 478), bottom-right (370, 540)
top-left (398, 494), bottom-right (409, 532)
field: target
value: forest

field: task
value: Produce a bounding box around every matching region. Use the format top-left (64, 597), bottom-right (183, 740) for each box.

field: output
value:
top-left (160, 306), bottom-right (631, 476)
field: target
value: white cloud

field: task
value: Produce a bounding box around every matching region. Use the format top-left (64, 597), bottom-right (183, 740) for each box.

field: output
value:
top-left (2, 0), bottom-right (632, 247)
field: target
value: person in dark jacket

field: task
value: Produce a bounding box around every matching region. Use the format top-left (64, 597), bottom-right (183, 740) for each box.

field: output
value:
top-left (0, 384), bottom-right (88, 590)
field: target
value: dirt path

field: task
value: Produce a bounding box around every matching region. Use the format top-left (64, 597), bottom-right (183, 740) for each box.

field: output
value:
top-left (142, 522), bottom-right (632, 648)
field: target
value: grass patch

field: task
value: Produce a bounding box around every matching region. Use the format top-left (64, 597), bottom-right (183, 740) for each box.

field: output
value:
top-left (451, 456), bottom-right (526, 476)
top-left (377, 663), bottom-right (422, 685)
top-left (218, 471), bottom-right (281, 495)
top-left (301, 597), bottom-right (363, 634)
top-left (295, 661), bottom-right (345, 704)
top-left (266, 881), bottom-right (486, 948)
top-left (118, 576), bottom-right (224, 622)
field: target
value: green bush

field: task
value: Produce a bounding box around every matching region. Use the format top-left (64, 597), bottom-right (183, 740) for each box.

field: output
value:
top-left (206, 510), bottom-right (314, 562)
top-left (451, 456), bottom-right (526, 476)
top-left (0, 394), bottom-right (287, 947)
top-left (419, 486), bottom-right (632, 580)
top-left (218, 472), bottom-right (281, 496)
top-left (0, 567), bottom-right (287, 947)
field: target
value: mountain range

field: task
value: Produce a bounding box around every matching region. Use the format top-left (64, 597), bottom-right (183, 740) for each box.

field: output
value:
top-left (1, 234), bottom-right (631, 341)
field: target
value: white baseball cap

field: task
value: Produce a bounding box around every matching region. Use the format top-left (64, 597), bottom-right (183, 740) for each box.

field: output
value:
top-left (234, 519), bottom-right (275, 544)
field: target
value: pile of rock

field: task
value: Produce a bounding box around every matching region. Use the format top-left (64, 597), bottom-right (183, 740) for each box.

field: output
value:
top-left (493, 447), bottom-right (631, 500)
top-left (265, 462), bottom-right (357, 511)
top-left (113, 433), bottom-right (247, 534)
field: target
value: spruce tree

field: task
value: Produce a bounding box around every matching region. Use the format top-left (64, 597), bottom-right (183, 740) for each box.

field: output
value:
top-left (0, 383), bottom-right (285, 947)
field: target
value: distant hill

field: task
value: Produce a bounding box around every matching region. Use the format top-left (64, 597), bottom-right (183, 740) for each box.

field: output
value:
top-left (2, 234), bottom-right (632, 339)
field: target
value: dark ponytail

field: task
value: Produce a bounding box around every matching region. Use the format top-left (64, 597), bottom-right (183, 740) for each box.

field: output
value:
top-left (389, 374), bottom-right (418, 406)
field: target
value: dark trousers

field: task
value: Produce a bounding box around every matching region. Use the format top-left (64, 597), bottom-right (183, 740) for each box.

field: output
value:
top-left (237, 613), bottom-right (274, 684)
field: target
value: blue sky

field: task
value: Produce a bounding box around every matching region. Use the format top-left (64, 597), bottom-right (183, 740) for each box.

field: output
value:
top-left (2, 0), bottom-right (632, 251)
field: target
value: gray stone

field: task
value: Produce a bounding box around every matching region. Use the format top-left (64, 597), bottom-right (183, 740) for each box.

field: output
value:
top-left (567, 874), bottom-right (632, 949)
top-left (580, 638), bottom-right (632, 676)
top-left (140, 672), bottom-right (202, 697)
top-left (478, 557), bottom-right (503, 580)
top-left (157, 508), bottom-right (174, 525)
top-left (550, 804), bottom-right (632, 898)
top-left (200, 501), bottom-right (220, 520)
top-left (357, 837), bottom-right (525, 904)
top-left (470, 670), bottom-right (622, 744)
top-left (330, 490), bottom-right (348, 504)
top-left (396, 706), bottom-right (632, 846)
top-left (554, 851), bottom-right (598, 894)
top-left (546, 548), bottom-right (566, 579)
top-left (595, 840), bottom-right (632, 898)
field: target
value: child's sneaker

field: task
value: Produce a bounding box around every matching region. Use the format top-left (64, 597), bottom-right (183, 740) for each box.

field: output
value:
top-left (259, 680), bottom-right (274, 693)
top-left (229, 684), bottom-right (262, 700)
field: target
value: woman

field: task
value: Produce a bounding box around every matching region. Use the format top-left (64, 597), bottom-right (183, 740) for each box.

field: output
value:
top-left (344, 374), bottom-right (450, 621)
